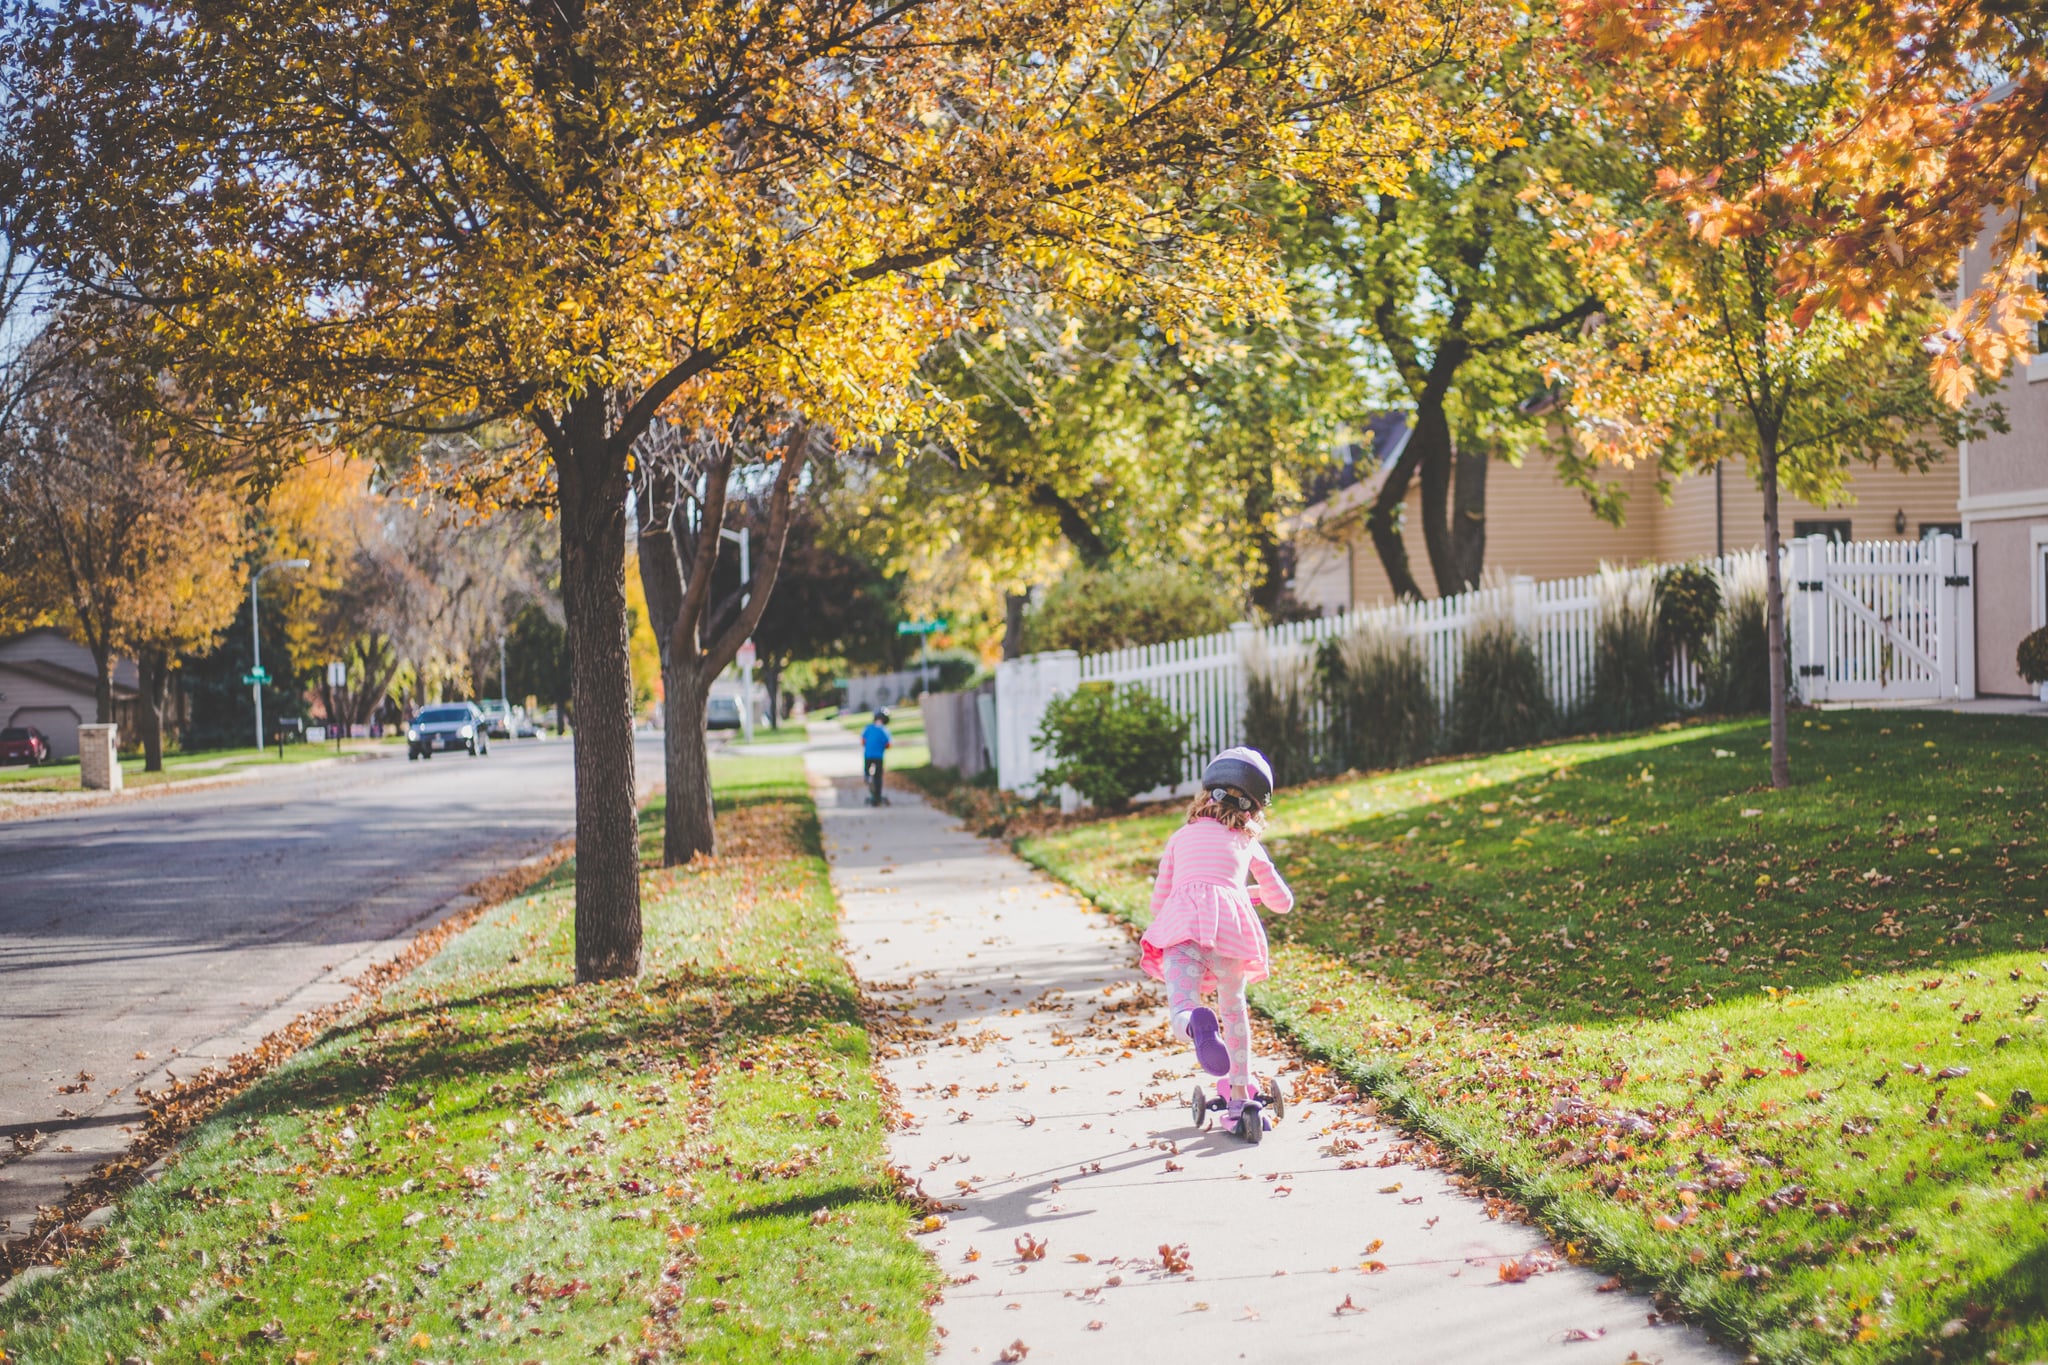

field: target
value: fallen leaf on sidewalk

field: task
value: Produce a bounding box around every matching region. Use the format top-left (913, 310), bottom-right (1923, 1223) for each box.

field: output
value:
top-left (1014, 1234), bottom-right (1047, 1261)
top-left (1361, 1260), bottom-right (1388, 1274)
top-left (1498, 1251), bottom-right (1558, 1284)
top-left (1363, 1239), bottom-right (1383, 1255)
top-left (1068, 1253), bottom-right (1092, 1262)
top-left (1377, 1182), bottom-right (1402, 1194)
top-left (1159, 1243), bottom-right (1192, 1273)
top-left (1333, 1294), bottom-right (1368, 1316)
top-left (1562, 1327), bottom-right (1607, 1343)
top-left (998, 1341), bottom-right (1030, 1362)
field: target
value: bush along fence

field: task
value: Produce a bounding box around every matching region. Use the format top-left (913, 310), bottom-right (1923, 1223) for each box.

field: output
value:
top-left (993, 535), bottom-right (1979, 802)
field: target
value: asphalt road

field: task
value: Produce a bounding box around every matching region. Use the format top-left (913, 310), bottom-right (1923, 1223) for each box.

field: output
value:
top-left (0, 732), bottom-right (661, 1243)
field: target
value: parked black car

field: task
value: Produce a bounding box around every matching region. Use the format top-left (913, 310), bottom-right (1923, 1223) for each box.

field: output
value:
top-left (407, 703), bottom-right (490, 760)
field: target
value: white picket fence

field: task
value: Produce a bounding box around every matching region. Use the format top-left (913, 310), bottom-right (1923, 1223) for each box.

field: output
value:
top-left (992, 536), bottom-right (1977, 797)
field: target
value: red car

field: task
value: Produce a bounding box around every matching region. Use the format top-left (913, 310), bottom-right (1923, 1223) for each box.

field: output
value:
top-left (0, 725), bottom-right (50, 765)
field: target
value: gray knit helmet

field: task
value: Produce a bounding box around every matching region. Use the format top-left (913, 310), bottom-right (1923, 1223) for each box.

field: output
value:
top-left (1200, 746), bottom-right (1274, 810)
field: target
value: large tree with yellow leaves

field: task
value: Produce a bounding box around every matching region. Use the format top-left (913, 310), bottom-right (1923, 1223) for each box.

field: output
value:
top-left (6, 0), bottom-right (1507, 979)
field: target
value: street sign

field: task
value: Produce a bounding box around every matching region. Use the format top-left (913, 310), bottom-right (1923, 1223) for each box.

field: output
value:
top-left (241, 667), bottom-right (270, 685)
top-left (896, 619), bottom-right (946, 636)
top-left (326, 660), bottom-right (347, 687)
top-left (735, 640), bottom-right (756, 668)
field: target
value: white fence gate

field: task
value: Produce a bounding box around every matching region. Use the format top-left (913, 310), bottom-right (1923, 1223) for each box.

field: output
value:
top-left (1788, 535), bottom-right (1976, 703)
top-left (993, 537), bottom-right (1976, 797)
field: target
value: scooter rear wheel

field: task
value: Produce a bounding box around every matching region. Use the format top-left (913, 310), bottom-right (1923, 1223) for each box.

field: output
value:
top-left (1189, 1084), bottom-right (1209, 1132)
top-left (1236, 1102), bottom-right (1264, 1145)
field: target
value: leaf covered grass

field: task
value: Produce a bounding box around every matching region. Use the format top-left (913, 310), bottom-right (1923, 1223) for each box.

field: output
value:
top-left (1021, 710), bottom-right (2048, 1364)
top-left (0, 753), bottom-right (937, 1362)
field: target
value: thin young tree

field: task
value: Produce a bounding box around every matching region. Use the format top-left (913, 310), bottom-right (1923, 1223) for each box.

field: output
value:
top-left (633, 411), bottom-right (810, 864)
top-left (1530, 56), bottom-right (1997, 787)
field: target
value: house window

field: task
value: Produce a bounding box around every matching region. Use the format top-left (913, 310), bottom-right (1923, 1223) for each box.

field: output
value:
top-left (1920, 522), bottom-right (1962, 540)
top-left (1793, 519), bottom-right (1852, 543)
top-left (2038, 272), bottom-right (2047, 357)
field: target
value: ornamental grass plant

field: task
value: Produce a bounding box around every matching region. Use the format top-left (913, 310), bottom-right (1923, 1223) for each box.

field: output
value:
top-left (1447, 608), bottom-right (1555, 755)
top-left (1319, 620), bottom-right (1437, 773)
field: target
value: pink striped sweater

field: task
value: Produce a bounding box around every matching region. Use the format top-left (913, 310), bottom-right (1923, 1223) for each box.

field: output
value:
top-left (1138, 817), bottom-right (1294, 988)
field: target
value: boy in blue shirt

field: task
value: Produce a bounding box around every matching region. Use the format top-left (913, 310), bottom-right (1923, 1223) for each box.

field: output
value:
top-left (861, 709), bottom-right (892, 806)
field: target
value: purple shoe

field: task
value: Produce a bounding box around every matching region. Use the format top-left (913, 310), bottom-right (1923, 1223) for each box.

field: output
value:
top-left (1186, 1007), bottom-right (1230, 1077)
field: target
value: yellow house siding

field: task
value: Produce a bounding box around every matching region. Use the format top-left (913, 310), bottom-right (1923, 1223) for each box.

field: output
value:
top-left (1310, 454), bottom-right (1961, 608)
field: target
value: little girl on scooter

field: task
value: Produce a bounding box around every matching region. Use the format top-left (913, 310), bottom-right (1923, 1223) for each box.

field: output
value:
top-left (1140, 746), bottom-right (1292, 1130)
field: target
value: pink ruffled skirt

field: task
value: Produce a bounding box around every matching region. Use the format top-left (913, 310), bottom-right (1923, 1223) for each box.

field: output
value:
top-left (1139, 882), bottom-right (1272, 990)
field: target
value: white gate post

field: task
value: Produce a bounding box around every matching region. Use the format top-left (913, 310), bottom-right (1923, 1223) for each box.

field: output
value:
top-left (1934, 534), bottom-right (1958, 699)
top-left (1788, 536), bottom-right (1822, 704)
top-left (1510, 575), bottom-right (1537, 635)
top-left (1939, 535), bottom-right (1977, 700)
top-left (1227, 621), bottom-right (1257, 752)
top-left (994, 650), bottom-right (1080, 795)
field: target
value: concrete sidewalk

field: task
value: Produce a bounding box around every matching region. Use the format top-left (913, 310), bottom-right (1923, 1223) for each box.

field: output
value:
top-left (807, 728), bottom-right (1732, 1364)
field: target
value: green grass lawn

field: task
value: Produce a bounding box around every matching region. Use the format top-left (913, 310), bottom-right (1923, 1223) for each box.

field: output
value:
top-left (0, 753), bottom-right (937, 1363)
top-left (1023, 710), bottom-right (2048, 1364)
top-left (0, 739), bottom-right (400, 791)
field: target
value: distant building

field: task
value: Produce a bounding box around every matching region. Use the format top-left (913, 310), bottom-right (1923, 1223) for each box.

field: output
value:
top-left (0, 628), bottom-right (140, 758)
top-left (1290, 419), bottom-right (1961, 612)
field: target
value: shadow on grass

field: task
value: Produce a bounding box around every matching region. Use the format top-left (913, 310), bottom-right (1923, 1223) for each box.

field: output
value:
top-left (221, 963), bottom-right (859, 1126)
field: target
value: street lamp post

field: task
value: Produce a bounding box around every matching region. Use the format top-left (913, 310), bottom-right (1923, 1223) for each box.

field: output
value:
top-left (718, 526), bottom-right (753, 742)
top-left (499, 631), bottom-right (510, 713)
top-left (249, 558), bottom-right (311, 750)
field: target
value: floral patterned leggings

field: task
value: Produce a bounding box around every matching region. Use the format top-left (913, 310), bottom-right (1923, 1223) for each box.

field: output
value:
top-left (1162, 942), bottom-right (1253, 1095)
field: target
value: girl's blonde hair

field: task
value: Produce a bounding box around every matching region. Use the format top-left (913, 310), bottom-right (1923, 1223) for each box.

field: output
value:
top-left (1187, 790), bottom-right (1267, 838)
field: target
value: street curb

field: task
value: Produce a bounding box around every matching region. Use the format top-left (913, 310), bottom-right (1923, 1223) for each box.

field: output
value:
top-left (0, 748), bottom-right (397, 824)
top-left (0, 836), bottom-right (570, 1276)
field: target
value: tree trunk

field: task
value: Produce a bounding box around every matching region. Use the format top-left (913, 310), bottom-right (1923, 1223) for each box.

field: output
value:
top-left (1759, 434), bottom-right (1791, 790)
top-left (557, 413), bottom-right (642, 982)
top-left (1004, 592), bottom-right (1030, 658)
top-left (138, 648), bottom-right (169, 772)
top-left (92, 645), bottom-right (115, 725)
top-left (1366, 431), bottom-right (1426, 601)
top-left (1412, 401), bottom-right (1487, 598)
top-left (662, 654), bottom-right (716, 862)
top-left (1448, 439), bottom-right (1488, 591)
top-left (1244, 462), bottom-right (1286, 616)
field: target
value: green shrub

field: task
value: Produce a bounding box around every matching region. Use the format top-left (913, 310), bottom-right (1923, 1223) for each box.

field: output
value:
top-left (1581, 566), bottom-right (1669, 731)
top-left (2018, 627), bottom-right (2048, 686)
top-left (1025, 565), bottom-right (1237, 655)
top-left (1702, 584), bottom-right (1772, 714)
top-left (1654, 562), bottom-right (1723, 666)
top-left (1034, 682), bottom-right (1190, 810)
top-left (1318, 621), bottom-right (1437, 772)
top-left (918, 647), bottom-right (983, 693)
top-left (1243, 646), bottom-right (1320, 786)
top-left (1449, 616), bottom-right (1554, 754)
